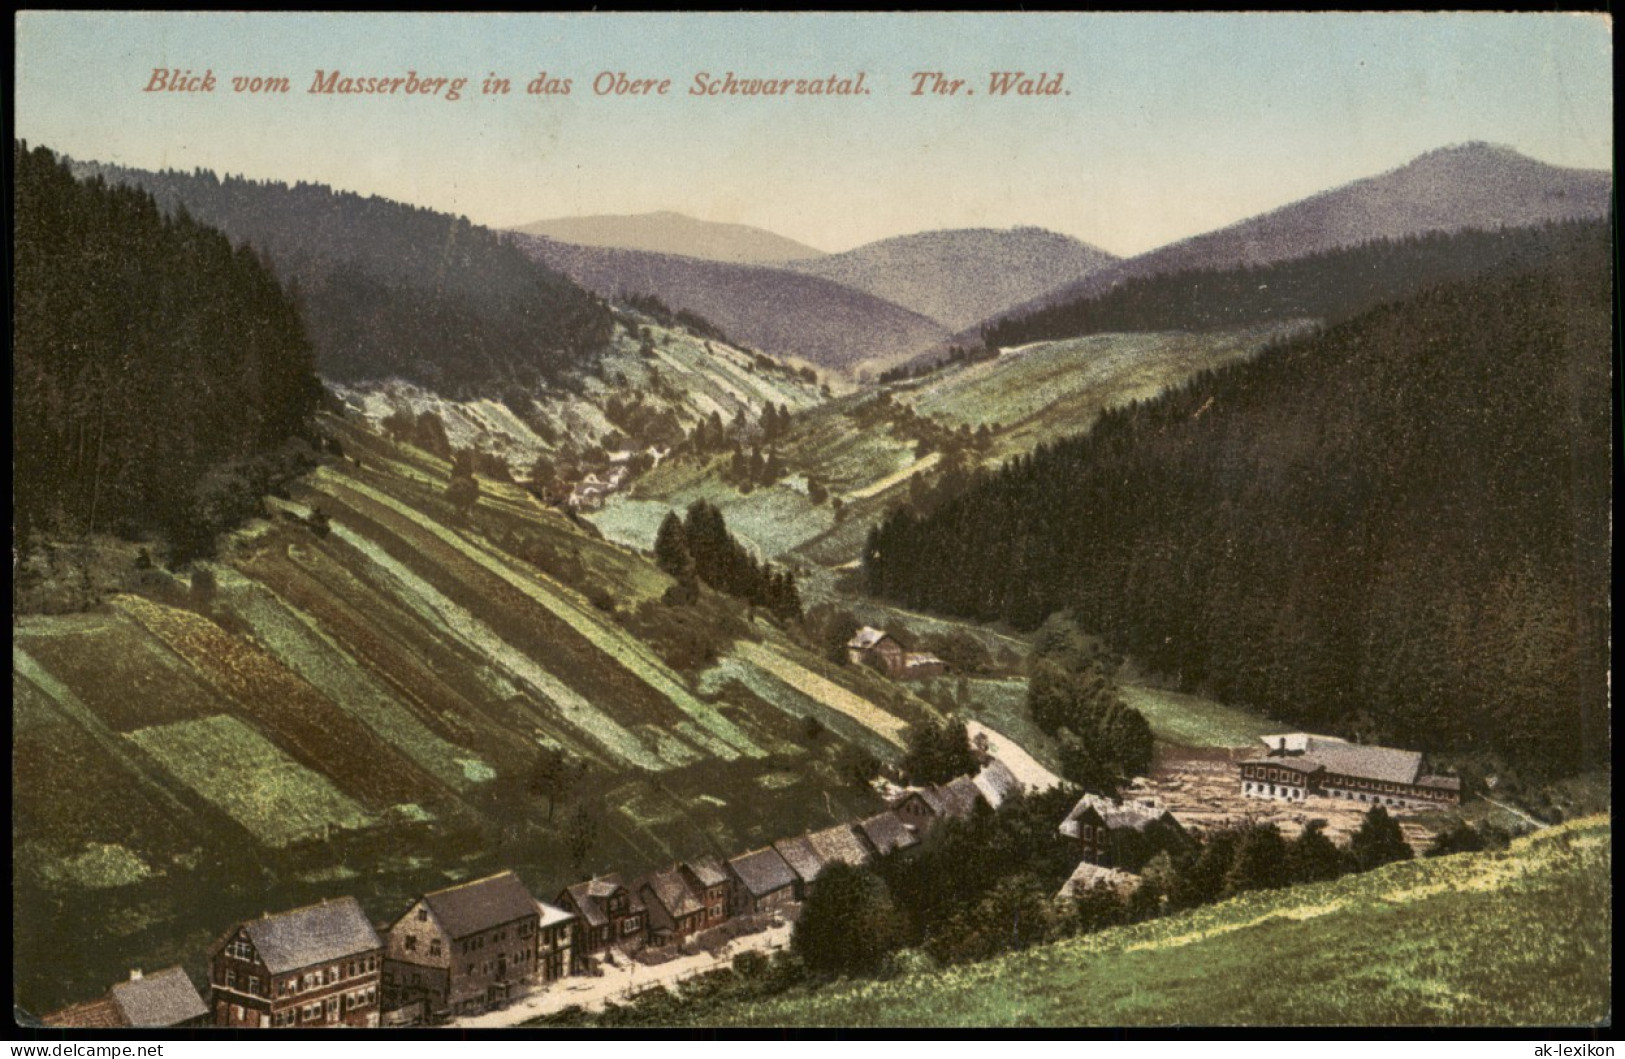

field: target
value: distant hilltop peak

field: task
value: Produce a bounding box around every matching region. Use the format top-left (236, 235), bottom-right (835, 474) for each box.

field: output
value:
top-left (508, 211), bottom-right (825, 264)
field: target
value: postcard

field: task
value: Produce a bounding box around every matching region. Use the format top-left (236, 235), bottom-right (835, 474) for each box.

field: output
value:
top-left (11, 11), bottom-right (1611, 1033)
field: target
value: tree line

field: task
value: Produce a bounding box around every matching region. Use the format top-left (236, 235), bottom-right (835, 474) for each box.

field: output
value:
top-left (655, 501), bottom-right (803, 622)
top-left (982, 220), bottom-right (1606, 348)
top-left (66, 157), bottom-right (614, 398)
top-left (15, 141), bottom-right (323, 558)
top-left (866, 224), bottom-right (1611, 781)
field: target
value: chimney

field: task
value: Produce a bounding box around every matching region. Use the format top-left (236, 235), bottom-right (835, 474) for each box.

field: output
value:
top-left (129, 969), bottom-right (142, 981)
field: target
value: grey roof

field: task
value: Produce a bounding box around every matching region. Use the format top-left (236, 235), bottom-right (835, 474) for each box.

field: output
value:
top-left (772, 835), bottom-right (825, 884)
top-left (847, 626), bottom-right (891, 650)
top-left (684, 856), bottom-right (730, 888)
top-left (728, 847), bottom-right (797, 896)
top-left (423, 871), bottom-right (538, 940)
top-left (1057, 861), bottom-right (1140, 900)
top-left (857, 811), bottom-right (918, 855)
top-left (1254, 733), bottom-right (1430, 786)
top-left (1060, 794), bottom-right (1170, 838)
top-left (641, 867), bottom-right (705, 923)
top-left (535, 900), bottom-right (576, 929)
top-left (903, 652), bottom-right (944, 668)
top-left (1417, 774), bottom-right (1462, 791)
top-left (1303, 740), bottom-right (1422, 785)
top-left (935, 776), bottom-right (984, 819)
top-left (562, 874), bottom-right (631, 929)
top-left (239, 897), bottom-right (382, 975)
top-left (900, 787), bottom-right (946, 816)
top-left (562, 881), bottom-right (608, 928)
top-left (109, 968), bottom-right (208, 1028)
top-left (807, 823), bottom-right (873, 869)
top-left (973, 759), bottom-right (1024, 809)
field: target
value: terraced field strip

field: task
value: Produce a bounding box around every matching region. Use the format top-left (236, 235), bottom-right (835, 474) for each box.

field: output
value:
top-left (841, 452), bottom-right (942, 503)
top-left (732, 641), bottom-right (908, 747)
top-left (322, 518), bottom-right (672, 772)
top-left (17, 610), bottom-right (223, 731)
top-left (127, 715), bottom-right (374, 847)
top-left (13, 645), bottom-right (199, 821)
top-left (331, 476), bottom-right (765, 761)
top-left (245, 523), bottom-right (597, 771)
top-left (112, 594), bottom-right (434, 807)
top-left (216, 569), bottom-right (482, 792)
top-left (699, 656), bottom-right (895, 761)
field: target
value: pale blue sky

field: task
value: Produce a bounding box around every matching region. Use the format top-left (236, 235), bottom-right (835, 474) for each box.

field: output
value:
top-left (15, 12), bottom-right (1613, 255)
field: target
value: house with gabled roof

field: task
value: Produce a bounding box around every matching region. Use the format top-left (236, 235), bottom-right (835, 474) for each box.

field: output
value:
top-left (1057, 861), bottom-right (1141, 900)
top-left (846, 626), bottom-right (905, 673)
top-left (42, 967), bottom-right (209, 1029)
top-left (856, 811), bottom-right (919, 857)
top-left (556, 873), bottom-right (646, 962)
top-left (208, 896), bottom-right (383, 1028)
top-left (772, 835), bottom-right (825, 900)
top-left (382, 870), bottom-right (541, 1019)
top-left (638, 866), bottom-right (708, 945)
top-left (1060, 793), bottom-right (1190, 871)
top-left (807, 822), bottom-right (873, 871)
top-left (726, 846), bottom-right (797, 915)
top-left (973, 759), bottom-right (1025, 810)
top-left (679, 857), bottom-right (731, 929)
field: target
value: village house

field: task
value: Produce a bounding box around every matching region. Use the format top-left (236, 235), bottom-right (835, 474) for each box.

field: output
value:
top-left (1057, 861), bottom-right (1141, 901)
top-left (888, 772), bottom-right (990, 832)
top-left (637, 866), bottom-right (708, 946)
top-left (207, 897), bottom-right (383, 1028)
top-left (856, 811), bottom-right (919, 856)
top-left (1239, 733), bottom-right (1462, 809)
top-left (772, 834), bottom-right (824, 901)
top-left (678, 857), bottom-right (732, 929)
top-left (726, 846), bottom-right (798, 915)
top-left (847, 626), bottom-right (906, 673)
top-left (42, 967), bottom-right (210, 1029)
top-left (844, 626), bottom-right (948, 681)
top-left (555, 874), bottom-right (647, 962)
top-left (535, 901), bottom-right (575, 985)
top-left (382, 870), bottom-right (542, 1020)
top-left (902, 652), bottom-right (947, 680)
top-left (972, 759), bottom-right (1025, 811)
top-left (1059, 793), bottom-right (1190, 871)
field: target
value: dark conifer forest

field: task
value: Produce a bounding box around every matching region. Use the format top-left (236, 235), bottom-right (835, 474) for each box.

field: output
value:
top-left (983, 222), bottom-right (1603, 348)
top-left (14, 142), bottom-right (323, 554)
top-left (868, 221), bottom-right (1610, 778)
top-left (68, 158), bottom-right (614, 396)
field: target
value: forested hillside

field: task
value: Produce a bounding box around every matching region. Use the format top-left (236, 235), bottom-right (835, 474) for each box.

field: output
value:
top-left (14, 142), bottom-right (322, 555)
top-left (866, 221), bottom-right (1611, 778)
top-left (983, 222), bottom-right (1604, 348)
top-left (69, 159), bottom-right (613, 396)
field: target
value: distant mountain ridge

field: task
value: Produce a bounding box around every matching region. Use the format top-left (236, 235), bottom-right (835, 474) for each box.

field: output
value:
top-left (781, 227), bottom-right (1119, 331)
top-left (972, 142), bottom-right (1614, 339)
top-left (511, 210), bottom-right (826, 264)
top-left (512, 234), bottom-right (950, 374)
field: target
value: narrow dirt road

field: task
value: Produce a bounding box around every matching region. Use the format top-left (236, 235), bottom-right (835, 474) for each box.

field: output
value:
top-left (452, 921), bottom-right (793, 1028)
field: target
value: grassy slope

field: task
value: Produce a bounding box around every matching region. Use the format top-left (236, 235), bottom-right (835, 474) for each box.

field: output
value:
top-left (713, 815), bottom-right (1612, 1027)
top-left (600, 326), bottom-right (1308, 569)
top-left (12, 413), bottom-right (916, 1014)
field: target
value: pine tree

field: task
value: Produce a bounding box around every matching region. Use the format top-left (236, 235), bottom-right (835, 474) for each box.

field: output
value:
top-left (1349, 806), bottom-right (1413, 872)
